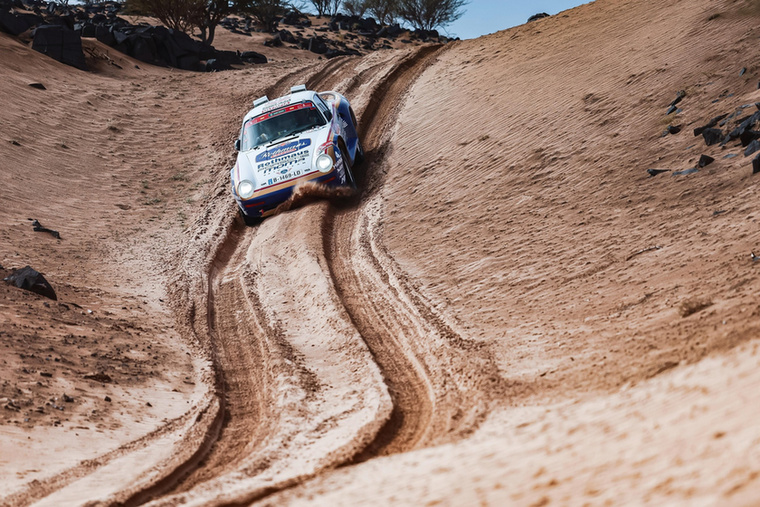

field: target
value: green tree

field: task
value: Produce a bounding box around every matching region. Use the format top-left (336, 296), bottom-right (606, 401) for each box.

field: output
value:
top-left (397, 0), bottom-right (466, 30)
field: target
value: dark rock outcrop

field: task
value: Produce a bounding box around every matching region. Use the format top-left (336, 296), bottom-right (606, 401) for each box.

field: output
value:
top-left (4, 265), bottom-right (57, 300)
top-left (32, 24), bottom-right (87, 70)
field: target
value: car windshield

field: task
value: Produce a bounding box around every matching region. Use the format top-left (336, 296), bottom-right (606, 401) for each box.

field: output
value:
top-left (241, 101), bottom-right (326, 150)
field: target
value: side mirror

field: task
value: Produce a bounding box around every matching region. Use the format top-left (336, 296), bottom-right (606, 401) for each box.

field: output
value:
top-left (234, 139), bottom-right (241, 151)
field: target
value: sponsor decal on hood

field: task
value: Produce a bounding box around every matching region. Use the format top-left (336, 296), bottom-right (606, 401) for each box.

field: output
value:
top-left (256, 139), bottom-right (312, 162)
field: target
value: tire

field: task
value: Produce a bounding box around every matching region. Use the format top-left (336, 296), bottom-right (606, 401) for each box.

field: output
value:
top-left (339, 143), bottom-right (356, 189)
top-left (238, 206), bottom-right (260, 226)
top-left (355, 138), bottom-right (365, 165)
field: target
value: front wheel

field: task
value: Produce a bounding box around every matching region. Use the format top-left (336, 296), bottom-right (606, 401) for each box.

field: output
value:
top-left (354, 139), bottom-right (365, 165)
top-left (238, 206), bottom-right (260, 226)
top-left (340, 144), bottom-right (356, 189)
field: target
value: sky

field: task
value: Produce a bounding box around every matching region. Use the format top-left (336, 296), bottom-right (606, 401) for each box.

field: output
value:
top-left (444, 0), bottom-right (592, 40)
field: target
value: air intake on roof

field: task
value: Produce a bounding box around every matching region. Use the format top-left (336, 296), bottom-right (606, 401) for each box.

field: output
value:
top-left (290, 84), bottom-right (307, 94)
top-left (253, 96), bottom-right (269, 107)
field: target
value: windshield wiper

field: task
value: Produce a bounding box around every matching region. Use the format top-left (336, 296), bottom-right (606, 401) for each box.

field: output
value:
top-left (267, 124), bottom-right (318, 146)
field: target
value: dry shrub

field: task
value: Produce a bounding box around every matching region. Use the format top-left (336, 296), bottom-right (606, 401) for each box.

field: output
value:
top-left (679, 297), bottom-right (713, 318)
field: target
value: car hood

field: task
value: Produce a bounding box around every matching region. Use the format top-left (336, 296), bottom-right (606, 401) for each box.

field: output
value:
top-left (235, 128), bottom-right (327, 191)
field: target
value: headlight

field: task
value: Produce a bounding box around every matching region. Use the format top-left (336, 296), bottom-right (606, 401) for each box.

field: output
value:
top-left (315, 154), bottom-right (333, 173)
top-left (237, 179), bottom-right (255, 199)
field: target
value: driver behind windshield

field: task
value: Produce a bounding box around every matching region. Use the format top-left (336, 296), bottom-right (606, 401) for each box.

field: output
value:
top-left (243, 102), bottom-right (327, 150)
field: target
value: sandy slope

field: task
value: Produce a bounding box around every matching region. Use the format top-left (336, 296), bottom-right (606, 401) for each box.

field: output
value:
top-left (2, 0), bottom-right (760, 505)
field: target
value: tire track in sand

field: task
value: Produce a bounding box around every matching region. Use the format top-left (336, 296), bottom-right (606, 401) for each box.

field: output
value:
top-left (320, 44), bottom-right (511, 460)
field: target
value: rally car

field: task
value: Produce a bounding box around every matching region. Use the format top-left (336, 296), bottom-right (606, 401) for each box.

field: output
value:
top-left (230, 84), bottom-right (363, 223)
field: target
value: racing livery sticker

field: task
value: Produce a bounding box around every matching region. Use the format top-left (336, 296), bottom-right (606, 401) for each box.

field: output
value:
top-left (257, 148), bottom-right (310, 174)
top-left (255, 139), bottom-right (312, 162)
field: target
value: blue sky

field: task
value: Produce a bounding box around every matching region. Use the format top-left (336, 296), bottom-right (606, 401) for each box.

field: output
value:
top-left (444, 0), bottom-right (592, 40)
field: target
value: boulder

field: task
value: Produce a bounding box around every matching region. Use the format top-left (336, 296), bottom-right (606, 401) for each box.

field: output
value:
top-left (240, 50), bottom-right (266, 64)
top-left (4, 266), bottom-right (57, 300)
top-left (528, 12), bottom-right (550, 22)
top-left (701, 128), bottom-right (723, 146)
top-left (32, 24), bottom-right (87, 70)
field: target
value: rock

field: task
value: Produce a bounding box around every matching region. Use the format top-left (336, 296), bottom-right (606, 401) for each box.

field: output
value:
top-left (740, 130), bottom-right (760, 147)
top-left (754, 153), bottom-right (760, 174)
top-left (40, 371), bottom-right (52, 377)
top-left (28, 82), bottom-right (46, 90)
top-left (31, 219), bottom-right (60, 239)
top-left (63, 394), bottom-right (74, 402)
top-left (0, 9), bottom-right (28, 35)
top-left (647, 168), bottom-right (670, 177)
top-left (669, 90), bottom-right (686, 108)
top-left (746, 139), bottom-right (760, 157)
top-left (694, 114), bottom-right (729, 136)
top-left (740, 67), bottom-right (747, 76)
top-left (666, 105), bottom-right (678, 115)
top-left (32, 24), bottom-right (87, 71)
top-left (697, 154), bottom-right (714, 167)
top-left (104, 396), bottom-right (111, 402)
top-left (240, 50), bottom-right (266, 64)
top-left (673, 168), bottom-right (699, 176)
top-left (84, 372), bottom-right (113, 383)
top-left (528, 12), bottom-right (550, 22)
top-left (701, 128), bottom-right (723, 146)
top-left (4, 265), bottom-right (57, 300)
top-left (661, 124), bottom-right (681, 137)
top-left (205, 58), bottom-right (231, 72)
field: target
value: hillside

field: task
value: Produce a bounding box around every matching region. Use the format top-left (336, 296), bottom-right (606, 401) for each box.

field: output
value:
top-left (1, 0), bottom-right (760, 505)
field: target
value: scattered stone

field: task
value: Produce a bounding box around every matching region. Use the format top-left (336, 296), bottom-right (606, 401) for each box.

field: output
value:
top-left (740, 130), bottom-right (760, 147)
top-left (697, 155), bottom-right (714, 167)
top-left (4, 266), bottom-right (57, 300)
top-left (666, 105), bottom-right (678, 115)
top-left (647, 168), bottom-right (670, 177)
top-left (752, 252), bottom-right (760, 262)
top-left (527, 12), bottom-right (550, 22)
top-left (673, 168), bottom-right (699, 176)
top-left (10, 140), bottom-right (20, 146)
top-left (701, 128), bottom-right (723, 146)
top-left (40, 372), bottom-right (52, 378)
top-left (744, 139), bottom-right (760, 157)
top-left (239, 51), bottom-right (266, 64)
top-left (693, 114), bottom-right (728, 135)
top-left (740, 67), bottom-right (747, 76)
top-left (63, 394), bottom-right (74, 402)
top-left (661, 124), bottom-right (681, 137)
top-left (28, 82), bottom-right (46, 90)
top-left (104, 396), bottom-right (112, 402)
top-left (754, 153), bottom-right (760, 174)
top-left (84, 372), bottom-right (113, 383)
top-left (712, 210), bottom-right (727, 216)
top-left (669, 90), bottom-right (686, 108)
top-left (146, 402), bottom-right (152, 407)
top-left (723, 153), bottom-right (737, 159)
top-left (31, 219), bottom-right (60, 239)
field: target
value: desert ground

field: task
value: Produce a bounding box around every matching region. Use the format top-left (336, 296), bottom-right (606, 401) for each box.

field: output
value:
top-left (2, 0), bottom-right (760, 505)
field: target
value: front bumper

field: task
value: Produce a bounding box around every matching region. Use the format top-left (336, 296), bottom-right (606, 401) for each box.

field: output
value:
top-left (235, 170), bottom-right (339, 218)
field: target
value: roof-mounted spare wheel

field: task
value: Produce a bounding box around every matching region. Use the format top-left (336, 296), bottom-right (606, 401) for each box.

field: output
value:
top-left (290, 84), bottom-right (307, 94)
top-left (253, 96), bottom-right (269, 107)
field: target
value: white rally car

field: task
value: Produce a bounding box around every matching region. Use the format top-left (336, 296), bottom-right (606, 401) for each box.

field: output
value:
top-left (231, 84), bottom-right (363, 223)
